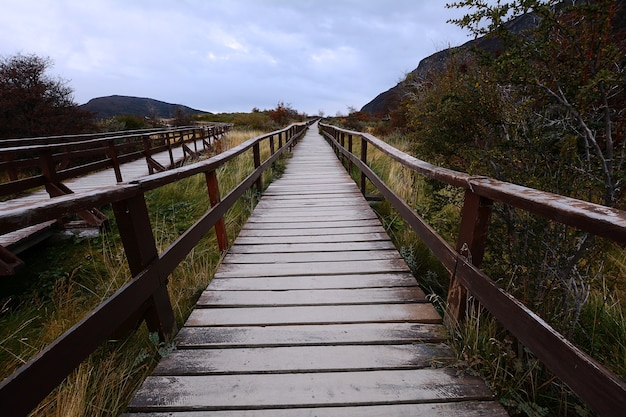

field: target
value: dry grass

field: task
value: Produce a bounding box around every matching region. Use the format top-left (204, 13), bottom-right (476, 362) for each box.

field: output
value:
top-left (0, 127), bottom-right (279, 416)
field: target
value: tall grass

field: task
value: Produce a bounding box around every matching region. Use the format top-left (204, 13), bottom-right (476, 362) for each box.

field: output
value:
top-left (355, 129), bottom-right (626, 416)
top-left (0, 127), bottom-right (283, 416)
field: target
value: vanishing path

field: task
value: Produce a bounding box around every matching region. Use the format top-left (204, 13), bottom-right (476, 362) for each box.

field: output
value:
top-left (122, 124), bottom-right (507, 416)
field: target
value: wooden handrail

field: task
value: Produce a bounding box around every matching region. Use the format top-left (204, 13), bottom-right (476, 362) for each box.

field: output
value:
top-left (319, 122), bottom-right (626, 417)
top-left (0, 120), bottom-right (313, 416)
top-left (0, 124), bottom-right (232, 197)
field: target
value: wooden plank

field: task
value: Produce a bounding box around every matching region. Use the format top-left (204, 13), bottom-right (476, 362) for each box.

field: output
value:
top-left (209, 273), bottom-right (417, 290)
top-left (214, 259), bottom-right (408, 278)
top-left (152, 344), bottom-right (454, 375)
top-left (127, 369), bottom-right (493, 411)
top-left (246, 212), bottom-right (379, 222)
top-left (186, 304), bottom-right (442, 326)
top-left (227, 240), bottom-right (396, 254)
top-left (221, 249), bottom-right (402, 264)
top-left (196, 287), bottom-right (427, 307)
top-left (234, 232), bottom-right (390, 245)
top-left (241, 219), bottom-right (381, 229)
top-left (236, 226), bottom-right (386, 237)
top-left (175, 323), bottom-right (448, 347)
top-left (121, 401), bottom-right (509, 417)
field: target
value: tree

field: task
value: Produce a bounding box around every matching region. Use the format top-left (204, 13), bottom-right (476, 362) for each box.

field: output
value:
top-left (448, 0), bottom-right (626, 207)
top-left (0, 53), bottom-right (95, 138)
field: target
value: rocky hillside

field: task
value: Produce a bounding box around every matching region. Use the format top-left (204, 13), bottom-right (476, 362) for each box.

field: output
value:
top-left (81, 95), bottom-right (210, 119)
top-left (360, 12), bottom-right (540, 116)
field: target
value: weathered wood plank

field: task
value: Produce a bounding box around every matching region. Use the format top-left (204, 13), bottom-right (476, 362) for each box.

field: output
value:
top-left (221, 249), bottom-right (402, 264)
top-left (175, 323), bottom-right (448, 347)
top-left (121, 401), bottom-right (509, 417)
top-left (227, 240), bottom-right (396, 254)
top-left (153, 344), bottom-right (454, 375)
top-left (127, 369), bottom-right (493, 411)
top-left (186, 304), bottom-right (442, 326)
top-left (236, 226), bottom-right (386, 237)
top-left (196, 287), bottom-right (427, 307)
top-left (241, 219), bottom-right (381, 229)
top-left (214, 259), bottom-right (409, 277)
top-left (234, 232), bottom-right (390, 245)
top-left (209, 273), bottom-right (417, 290)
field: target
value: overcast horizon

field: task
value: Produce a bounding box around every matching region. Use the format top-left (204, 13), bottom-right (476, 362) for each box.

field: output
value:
top-left (0, 1), bottom-right (476, 116)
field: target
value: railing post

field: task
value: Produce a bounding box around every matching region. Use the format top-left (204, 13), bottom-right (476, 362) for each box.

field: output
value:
top-left (112, 194), bottom-right (177, 341)
top-left (253, 142), bottom-right (262, 192)
top-left (445, 190), bottom-right (493, 328)
top-left (278, 132), bottom-right (283, 148)
top-left (348, 134), bottom-right (353, 174)
top-left (205, 170), bottom-right (229, 253)
top-left (340, 132), bottom-right (346, 165)
top-left (360, 136), bottom-right (368, 195)
top-left (142, 135), bottom-right (154, 175)
top-left (107, 139), bottom-right (123, 182)
top-left (269, 134), bottom-right (275, 155)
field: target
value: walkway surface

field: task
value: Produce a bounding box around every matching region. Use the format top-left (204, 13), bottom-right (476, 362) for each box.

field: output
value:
top-left (122, 125), bottom-right (507, 416)
top-left (0, 136), bottom-right (210, 250)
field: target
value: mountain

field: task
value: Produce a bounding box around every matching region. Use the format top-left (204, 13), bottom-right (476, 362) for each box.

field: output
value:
top-left (80, 95), bottom-right (211, 119)
top-left (360, 13), bottom-right (540, 116)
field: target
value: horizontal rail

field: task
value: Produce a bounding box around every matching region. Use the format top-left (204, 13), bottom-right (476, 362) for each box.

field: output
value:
top-left (0, 124), bottom-right (232, 197)
top-left (320, 122), bottom-right (626, 417)
top-left (0, 120), bottom-right (313, 416)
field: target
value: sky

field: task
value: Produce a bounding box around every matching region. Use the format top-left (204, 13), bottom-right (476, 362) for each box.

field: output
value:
top-left (0, 0), bottom-right (475, 116)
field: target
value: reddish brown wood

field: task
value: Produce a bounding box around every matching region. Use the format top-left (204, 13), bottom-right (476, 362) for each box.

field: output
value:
top-left (253, 142), bottom-right (262, 192)
top-left (360, 137), bottom-right (367, 195)
top-left (113, 193), bottom-right (177, 340)
top-left (205, 170), bottom-right (228, 253)
top-left (445, 190), bottom-right (493, 327)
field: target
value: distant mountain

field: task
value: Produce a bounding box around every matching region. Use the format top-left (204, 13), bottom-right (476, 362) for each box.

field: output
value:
top-left (360, 13), bottom-right (540, 116)
top-left (80, 95), bottom-right (211, 119)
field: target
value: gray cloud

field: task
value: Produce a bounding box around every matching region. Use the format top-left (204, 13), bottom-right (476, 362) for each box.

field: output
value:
top-left (0, 0), bottom-right (472, 115)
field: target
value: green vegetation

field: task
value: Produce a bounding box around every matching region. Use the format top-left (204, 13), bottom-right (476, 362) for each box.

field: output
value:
top-left (328, 1), bottom-right (625, 415)
top-left (0, 127), bottom-right (290, 416)
top-left (195, 102), bottom-right (306, 131)
top-left (0, 54), bottom-right (96, 138)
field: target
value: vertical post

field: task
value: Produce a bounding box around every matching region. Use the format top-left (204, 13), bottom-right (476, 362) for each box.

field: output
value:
top-left (112, 194), bottom-right (177, 340)
top-left (445, 190), bottom-right (493, 328)
top-left (278, 132), bottom-right (283, 148)
top-left (167, 132), bottom-right (175, 166)
top-left (253, 142), bottom-right (262, 192)
top-left (360, 136), bottom-right (368, 195)
top-left (142, 135), bottom-right (154, 175)
top-left (348, 134), bottom-right (353, 174)
top-left (107, 140), bottom-right (123, 183)
top-left (340, 132), bottom-right (345, 165)
top-left (269, 135), bottom-right (275, 155)
top-left (205, 170), bottom-right (229, 253)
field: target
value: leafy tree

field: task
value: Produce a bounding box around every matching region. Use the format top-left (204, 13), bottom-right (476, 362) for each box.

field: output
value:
top-left (0, 53), bottom-right (95, 138)
top-left (448, 0), bottom-right (626, 207)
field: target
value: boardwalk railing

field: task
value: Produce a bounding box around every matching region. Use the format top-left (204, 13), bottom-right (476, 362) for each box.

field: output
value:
top-left (320, 122), bottom-right (626, 417)
top-left (0, 121), bottom-right (312, 417)
top-left (0, 124), bottom-right (231, 198)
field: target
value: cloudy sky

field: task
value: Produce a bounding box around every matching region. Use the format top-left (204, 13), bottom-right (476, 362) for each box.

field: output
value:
top-left (0, 0), bottom-right (475, 115)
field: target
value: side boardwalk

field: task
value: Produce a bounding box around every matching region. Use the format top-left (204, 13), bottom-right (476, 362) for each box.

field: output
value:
top-left (122, 126), bottom-right (507, 416)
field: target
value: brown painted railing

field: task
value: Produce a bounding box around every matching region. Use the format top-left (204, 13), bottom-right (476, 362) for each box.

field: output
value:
top-left (320, 122), bottom-right (626, 417)
top-left (0, 121), bottom-right (312, 416)
top-left (0, 124), bottom-right (231, 198)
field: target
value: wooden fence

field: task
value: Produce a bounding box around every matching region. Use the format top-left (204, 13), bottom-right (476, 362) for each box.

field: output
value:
top-left (0, 124), bottom-right (230, 198)
top-left (319, 122), bottom-right (626, 417)
top-left (0, 121), bottom-right (312, 416)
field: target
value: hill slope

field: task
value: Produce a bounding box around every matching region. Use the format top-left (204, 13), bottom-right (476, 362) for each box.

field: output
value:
top-left (360, 13), bottom-right (539, 115)
top-left (81, 95), bottom-right (210, 119)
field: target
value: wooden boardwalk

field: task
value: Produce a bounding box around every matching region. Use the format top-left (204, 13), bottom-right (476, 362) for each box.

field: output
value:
top-left (0, 135), bottom-right (212, 251)
top-left (122, 126), bottom-right (507, 416)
